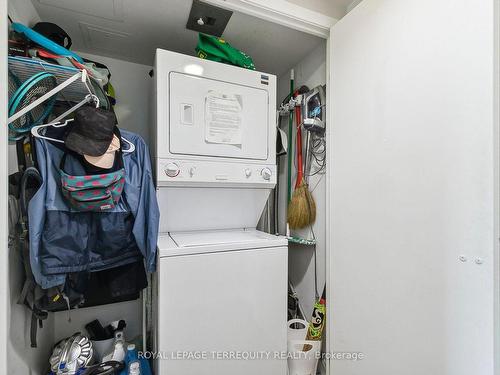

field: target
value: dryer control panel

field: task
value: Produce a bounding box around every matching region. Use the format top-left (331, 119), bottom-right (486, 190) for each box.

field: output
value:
top-left (156, 158), bottom-right (277, 187)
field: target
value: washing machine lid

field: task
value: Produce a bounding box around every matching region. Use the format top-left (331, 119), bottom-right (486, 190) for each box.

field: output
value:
top-left (158, 229), bottom-right (287, 257)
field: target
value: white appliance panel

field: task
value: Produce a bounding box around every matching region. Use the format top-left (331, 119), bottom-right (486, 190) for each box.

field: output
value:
top-left (157, 246), bottom-right (288, 375)
top-left (156, 159), bottom-right (276, 188)
top-left (157, 187), bottom-right (272, 232)
top-left (158, 229), bottom-right (288, 256)
top-left (169, 72), bottom-right (269, 160)
top-left (170, 229), bottom-right (278, 248)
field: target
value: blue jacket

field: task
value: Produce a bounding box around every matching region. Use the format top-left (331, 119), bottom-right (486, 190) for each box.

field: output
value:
top-left (29, 130), bottom-right (159, 289)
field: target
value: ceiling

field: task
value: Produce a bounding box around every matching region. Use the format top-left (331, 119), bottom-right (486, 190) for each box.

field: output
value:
top-left (30, 0), bottom-right (325, 76)
top-left (286, 0), bottom-right (354, 20)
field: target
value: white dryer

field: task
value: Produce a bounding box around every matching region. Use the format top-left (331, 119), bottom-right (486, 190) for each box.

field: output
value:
top-left (153, 48), bottom-right (278, 233)
top-left (156, 229), bottom-right (288, 375)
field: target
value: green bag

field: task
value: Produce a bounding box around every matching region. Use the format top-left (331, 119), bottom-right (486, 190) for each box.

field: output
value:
top-left (196, 33), bottom-right (255, 70)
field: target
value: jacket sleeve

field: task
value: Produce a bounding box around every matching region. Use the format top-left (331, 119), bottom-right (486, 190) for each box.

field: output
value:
top-left (132, 140), bottom-right (160, 272)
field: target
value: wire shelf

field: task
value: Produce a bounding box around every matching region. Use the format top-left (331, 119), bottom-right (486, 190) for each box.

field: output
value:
top-left (8, 56), bottom-right (90, 103)
top-left (287, 236), bottom-right (316, 246)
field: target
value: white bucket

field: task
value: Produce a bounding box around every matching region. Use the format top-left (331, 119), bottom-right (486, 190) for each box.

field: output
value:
top-left (287, 319), bottom-right (308, 341)
top-left (91, 338), bottom-right (114, 362)
top-left (287, 319), bottom-right (321, 375)
top-left (287, 339), bottom-right (321, 375)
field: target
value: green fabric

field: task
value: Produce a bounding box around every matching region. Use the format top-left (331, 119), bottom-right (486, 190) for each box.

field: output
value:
top-left (196, 33), bottom-right (255, 70)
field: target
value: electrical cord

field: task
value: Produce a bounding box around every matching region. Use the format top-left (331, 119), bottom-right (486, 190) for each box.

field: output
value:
top-left (306, 133), bottom-right (326, 177)
top-left (291, 126), bottom-right (326, 178)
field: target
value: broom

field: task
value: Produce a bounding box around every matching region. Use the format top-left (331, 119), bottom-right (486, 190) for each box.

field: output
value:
top-left (287, 104), bottom-right (316, 229)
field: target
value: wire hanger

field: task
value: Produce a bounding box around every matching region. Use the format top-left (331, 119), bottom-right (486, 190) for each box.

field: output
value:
top-left (51, 94), bottom-right (100, 124)
top-left (31, 120), bottom-right (136, 153)
top-left (16, 62), bottom-right (134, 153)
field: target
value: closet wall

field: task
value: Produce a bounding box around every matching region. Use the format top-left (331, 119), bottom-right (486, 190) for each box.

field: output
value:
top-left (277, 42), bottom-right (327, 317)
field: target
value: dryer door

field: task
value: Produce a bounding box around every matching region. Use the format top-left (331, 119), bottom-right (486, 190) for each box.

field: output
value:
top-left (169, 72), bottom-right (269, 160)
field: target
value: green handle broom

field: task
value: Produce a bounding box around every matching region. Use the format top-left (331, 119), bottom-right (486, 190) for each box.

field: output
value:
top-left (287, 70), bottom-right (294, 203)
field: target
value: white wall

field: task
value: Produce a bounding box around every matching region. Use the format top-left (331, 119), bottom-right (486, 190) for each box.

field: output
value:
top-left (277, 42), bottom-right (327, 318)
top-left (8, 0), bottom-right (40, 25)
top-left (53, 300), bottom-right (143, 344)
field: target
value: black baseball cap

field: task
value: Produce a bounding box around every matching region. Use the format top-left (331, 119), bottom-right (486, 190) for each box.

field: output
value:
top-left (65, 107), bottom-right (116, 157)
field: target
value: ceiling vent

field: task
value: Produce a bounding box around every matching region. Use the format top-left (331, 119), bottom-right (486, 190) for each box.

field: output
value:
top-left (37, 0), bottom-right (124, 22)
top-left (186, 0), bottom-right (233, 37)
top-left (79, 22), bottom-right (131, 54)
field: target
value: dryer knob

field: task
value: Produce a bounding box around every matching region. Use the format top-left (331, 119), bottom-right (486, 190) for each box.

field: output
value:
top-left (165, 163), bottom-right (180, 177)
top-left (245, 168), bottom-right (252, 177)
top-left (261, 168), bottom-right (272, 181)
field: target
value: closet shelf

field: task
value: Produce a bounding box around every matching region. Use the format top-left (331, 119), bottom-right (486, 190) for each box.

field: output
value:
top-left (287, 236), bottom-right (316, 246)
top-left (8, 56), bottom-right (91, 103)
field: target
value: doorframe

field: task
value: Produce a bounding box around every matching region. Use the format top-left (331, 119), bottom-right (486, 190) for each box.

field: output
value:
top-left (324, 32), bottom-right (333, 375)
top-left (494, 1), bottom-right (500, 374)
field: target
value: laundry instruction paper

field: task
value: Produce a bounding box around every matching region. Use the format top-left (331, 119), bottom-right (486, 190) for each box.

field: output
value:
top-left (205, 91), bottom-right (243, 145)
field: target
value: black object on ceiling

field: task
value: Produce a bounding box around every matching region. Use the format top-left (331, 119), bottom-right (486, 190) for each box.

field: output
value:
top-left (186, 0), bottom-right (233, 37)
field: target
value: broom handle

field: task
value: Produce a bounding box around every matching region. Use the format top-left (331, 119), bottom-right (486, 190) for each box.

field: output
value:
top-left (295, 105), bottom-right (303, 188)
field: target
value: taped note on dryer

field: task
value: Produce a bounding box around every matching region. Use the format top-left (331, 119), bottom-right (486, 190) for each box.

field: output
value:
top-left (205, 91), bottom-right (243, 145)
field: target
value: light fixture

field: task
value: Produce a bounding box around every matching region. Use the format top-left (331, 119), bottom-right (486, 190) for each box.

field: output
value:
top-left (186, 0), bottom-right (233, 37)
top-left (184, 64), bottom-right (204, 76)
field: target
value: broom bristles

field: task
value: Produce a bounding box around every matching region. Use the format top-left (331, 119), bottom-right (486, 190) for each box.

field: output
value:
top-left (288, 182), bottom-right (317, 229)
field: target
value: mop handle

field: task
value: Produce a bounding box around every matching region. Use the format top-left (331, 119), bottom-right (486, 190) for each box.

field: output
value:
top-left (287, 71), bottom-right (295, 202)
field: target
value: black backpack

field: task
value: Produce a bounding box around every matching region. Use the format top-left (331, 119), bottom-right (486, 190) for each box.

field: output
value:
top-left (13, 167), bottom-right (84, 348)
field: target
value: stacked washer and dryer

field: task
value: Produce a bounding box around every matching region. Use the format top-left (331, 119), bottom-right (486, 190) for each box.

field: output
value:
top-left (153, 49), bottom-right (288, 374)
